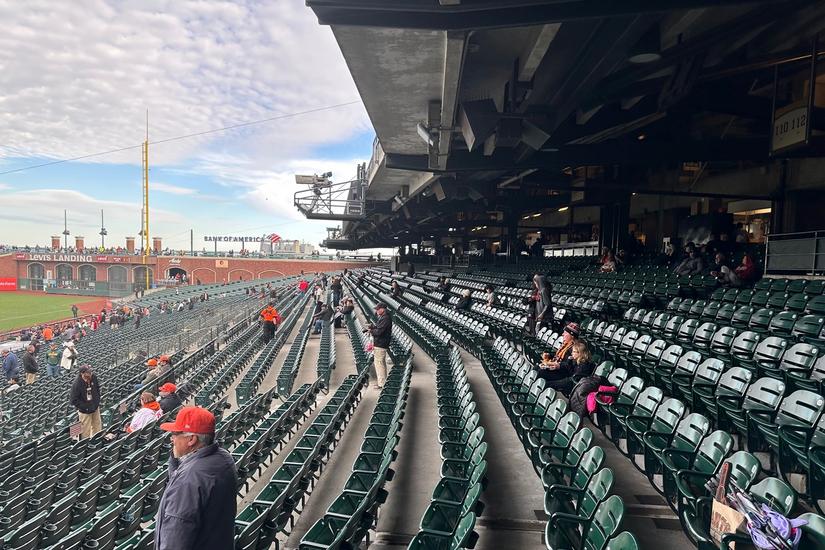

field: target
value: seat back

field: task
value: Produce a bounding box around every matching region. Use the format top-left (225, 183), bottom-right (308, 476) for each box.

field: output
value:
top-left (749, 308), bottom-right (775, 333)
top-left (725, 451), bottom-right (762, 492)
top-left (672, 351), bottom-right (702, 381)
top-left (689, 300), bottom-right (708, 319)
top-left (742, 377), bottom-right (786, 414)
top-left (605, 532), bottom-right (639, 550)
top-left (607, 368), bottom-right (629, 388)
top-left (614, 377), bottom-right (645, 407)
top-left (578, 468), bottom-right (615, 518)
top-left (806, 295), bottom-right (825, 316)
top-left (677, 319), bottom-right (699, 342)
top-left (749, 477), bottom-right (797, 516)
top-left (792, 314), bottom-right (825, 342)
top-left (593, 361), bottom-right (615, 379)
top-left (716, 367), bottom-right (754, 399)
top-left (731, 306), bottom-right (755, 328)
top-left (750, 290), bottom-right (772, 308)
top-left (731, 330), bottom-right (761, 357)
top-left (775, 390), bottom-right (825, 433)
top-left (582, 495), bottom-right (624, 550)
top-left (780, 343), bottom-right (820, 377)
top-left (648, 398), bottom-right (686, 436)
top-left (669, 413), bottom-right (711, 453)
top-left (691, 430), bottom-right (734, 475)
top-left (630, 387), bottom-right (665, 419)
top-left (630, 334), bottom-right (653, 357)
top-left (710, 326), bottom-right (737, 355)
top-left (753, 336), bottom-right (789, 365)
top-left (769, 311), bottom-right (799, 336)
top-left (693, 358), bottom-right (726, 388)
top-left (785, 293), bottom-right (810, 312)
top-left (570, 447), bottom-right (607, 491)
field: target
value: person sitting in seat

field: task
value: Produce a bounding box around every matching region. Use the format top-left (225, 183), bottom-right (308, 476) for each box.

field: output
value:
top-left (549, 322), bottom-right (579, 364)
top-left (484, 284), bottom-right (496, 306)
top-left (534, 341), bottom-right (595, 395)
top-left (158, 383), bottom-right (183, 414)
top-left (436, 277), bottom-right (451, 303)
top-left (734, 251), bottom-right (757, 284)
top-left (391, 281), bottom-right (403, 299)
top-left (600, 251), bottom-right (617, 273)
top-left (673, 246), bottom-right (704, 276)
top-left (126, 392), bottom-right (162, 432)
top-left (454, 289), bottom-right (473, 311)
top-left (710, 252), bottom-right (741, 287)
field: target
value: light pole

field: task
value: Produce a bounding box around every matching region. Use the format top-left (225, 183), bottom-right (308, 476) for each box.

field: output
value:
top-left (99, 209), bottom-right (107, 249)
top-left (62, 210), bottom-right (70, 249)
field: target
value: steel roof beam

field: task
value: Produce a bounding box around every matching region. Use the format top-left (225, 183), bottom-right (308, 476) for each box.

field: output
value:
top-left (307, 0), bottom-right (785, 31)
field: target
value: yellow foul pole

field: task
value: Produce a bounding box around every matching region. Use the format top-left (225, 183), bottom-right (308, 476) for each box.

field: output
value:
top-left (142, 112), bottom-right (150, 291)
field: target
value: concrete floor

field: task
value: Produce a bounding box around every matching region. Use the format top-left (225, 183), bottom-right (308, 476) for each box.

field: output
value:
top-left (227, 300), bottom-right (696, 550)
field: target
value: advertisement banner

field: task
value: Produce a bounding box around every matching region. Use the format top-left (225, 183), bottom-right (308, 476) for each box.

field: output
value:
top-left (0, 278), bottom-right (17, 291)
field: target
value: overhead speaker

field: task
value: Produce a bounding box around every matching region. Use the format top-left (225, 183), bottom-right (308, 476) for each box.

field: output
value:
top-left (458, 99), bottom-right (500, 152)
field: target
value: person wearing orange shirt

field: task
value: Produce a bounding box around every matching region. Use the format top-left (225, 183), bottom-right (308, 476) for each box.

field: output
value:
top-left (42, 326), bottom-right (53, 341)
top-left (260, 302), bottom-right (280, 342)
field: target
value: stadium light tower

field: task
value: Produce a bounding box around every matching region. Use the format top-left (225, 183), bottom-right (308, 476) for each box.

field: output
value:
top-left (62, 210), bottom-right (70, 250)
top-left (99, 209), bottom-right (107, 249)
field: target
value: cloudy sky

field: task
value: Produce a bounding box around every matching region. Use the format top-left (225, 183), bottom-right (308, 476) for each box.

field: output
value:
top-left (0, 0), bottom-right (374, 252)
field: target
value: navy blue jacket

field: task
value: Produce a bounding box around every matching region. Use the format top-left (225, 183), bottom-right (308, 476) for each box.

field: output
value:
top-left (155, 443), bottom-right (238, 550)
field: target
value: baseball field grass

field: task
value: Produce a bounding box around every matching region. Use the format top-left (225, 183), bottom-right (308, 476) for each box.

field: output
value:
top-left (0, 292), bottom-right (107, 332)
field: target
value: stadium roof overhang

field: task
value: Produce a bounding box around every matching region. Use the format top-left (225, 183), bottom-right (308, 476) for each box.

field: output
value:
top-left (307, 0), bottom-right (825, 249)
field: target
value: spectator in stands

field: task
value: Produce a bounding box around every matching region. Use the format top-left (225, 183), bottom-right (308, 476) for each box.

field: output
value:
top-left (61, 341), bottom-right (77, 371)
top-left (711, 252), bottom-right (741, 287)
top-left (735, 223), bottom-right (750, 243)
top-left (158, 383), bottom-right (183, 414)
top-left (21, 344), bottom-right (38, 385)
top-left (406, 263), bottom-right (415, 277)
top-left (313, 284), bottom-right (323, 303)
top-left (312, 301), bottom-right (333, 334)
top-left (734, 251), bottom-right (757, 284)
top-left (1, 349), bottom-right (19, 382)
top-left (436, 277), bottom-right (451, 303)
top-left (531, 274), bottom-right (553, 335)
top-left (331, 276), bottom-right (343, 305)
top-left (454, 289), bottom-right (473, 311)
top-left (600, 251), bottom-right (617, 273)
top-left (615, 249), bottom-right (627, 270)
top-left (42, 325), bottom-right (53, 342)
top-left (673, 247), bottom-right (704, 276)
top-left (259, 302), bottom-right (280, 343)
top-left (126, 391), bottom-right (162, 432)
top-left (391, 281), bottom-right (403, 299)
top-left (46, 342), bottom-right (60, 377)
top-left (70, 365), bottom-right (102, 439)
top-left (367, 303), bottom-right (392, 390)
top-left (599, 246), bottom-right (611, 265)
top-left (341, 297), bottom-right (355, 317)
top-left (534, 341), bottom-right (595, 395)
top-left (484, 284), bottom-right (496, 306)
top-left (143, 356), bottom-right (174, 387)
top-left (705, 233), bottom-right (722, 257)
top-left (156, 406), bottom-right (237, 550)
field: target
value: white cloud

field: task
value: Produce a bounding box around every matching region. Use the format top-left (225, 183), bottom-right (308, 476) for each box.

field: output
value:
top-left (0, 183), bottom-right (12, 190)
top-left (0, 188), bottom-right (186, 248)
top-left (0, 0), bottom-right (379, 251)
top-left (0, 0), bottom-right (370, 168)
top-left (150, 182), bottom-right (196, 196)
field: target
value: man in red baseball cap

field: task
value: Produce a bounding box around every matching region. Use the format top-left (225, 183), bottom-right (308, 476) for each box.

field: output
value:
top-left (155, 406), bottom-right (238, 550)
top-left (157, 383), bottom-right (182, 414)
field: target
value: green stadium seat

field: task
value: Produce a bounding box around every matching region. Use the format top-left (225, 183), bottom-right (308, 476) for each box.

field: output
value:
top-left (644, 413), bottom-right (710, 480)
top-left (661, 430), bottom-right (733, 507)
top-left (544, 494), bottom-right (624, 550)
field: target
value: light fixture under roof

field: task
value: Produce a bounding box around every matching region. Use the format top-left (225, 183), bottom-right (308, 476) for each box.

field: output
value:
top-left (628, 26), bottom-right (661, 64)
top-left (558, 206), bottom-right (569, 212)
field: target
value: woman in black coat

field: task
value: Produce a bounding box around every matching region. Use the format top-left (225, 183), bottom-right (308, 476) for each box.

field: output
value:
top-left (535, 341), bottom-right (595, 396)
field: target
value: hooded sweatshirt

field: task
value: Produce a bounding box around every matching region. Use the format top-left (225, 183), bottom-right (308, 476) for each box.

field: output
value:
top-left (127, 401), bottom-right (162, 432)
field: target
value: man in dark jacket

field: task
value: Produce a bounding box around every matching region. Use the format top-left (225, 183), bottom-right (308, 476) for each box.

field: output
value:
top-left (158, 383), bottom-right (183, 414)
top-left (368, 303), bottom-right (393, 389)
top-left (21, 344), bottom-right (38, 385)
top-left (70, 365), bottom-right (102, 439)
top-left (156, 406), bottom-right (238, 550)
